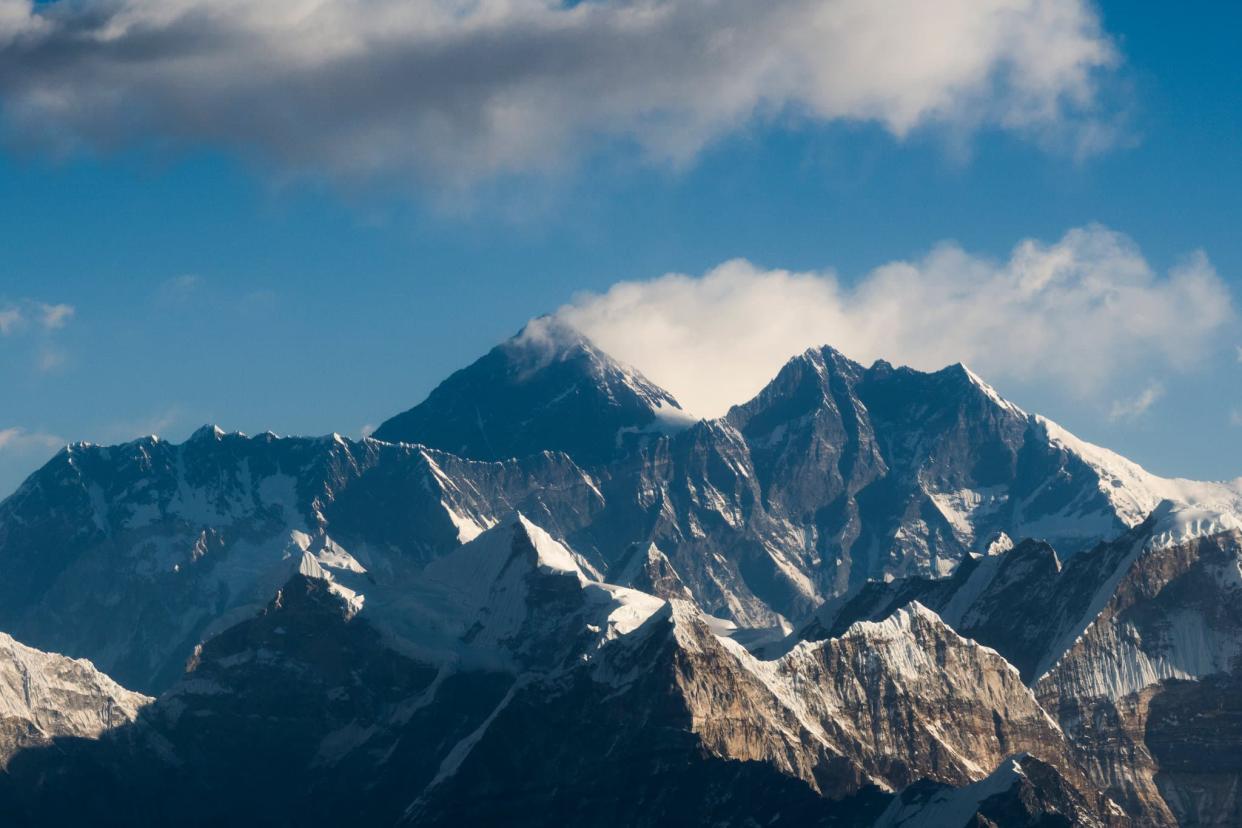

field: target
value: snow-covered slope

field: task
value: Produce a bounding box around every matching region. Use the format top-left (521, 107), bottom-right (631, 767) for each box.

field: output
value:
top-left (875, 753), bottom-right (1112, 828)
top-left (0, 632), bottom-right (150, 764)
top-left (1037, 416), bottom-right (1242, 538)
top-left (344, 513), bottom-right (667, 672)
top-left (373, 317), bottom-right (695, 466)
top-left (0, 431), bottom-right (604, 693)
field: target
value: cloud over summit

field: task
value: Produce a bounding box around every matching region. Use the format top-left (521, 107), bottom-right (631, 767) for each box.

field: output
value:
top-left (557, 226), bottom-right (1235, 417)
top-left (0, 0), bottom-right (1119, 185)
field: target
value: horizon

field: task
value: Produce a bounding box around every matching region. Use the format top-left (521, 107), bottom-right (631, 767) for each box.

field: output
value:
top-left (11, 325), bottom-right (1241, 499)
top-left (3, 0), bottom-right (1240, 496)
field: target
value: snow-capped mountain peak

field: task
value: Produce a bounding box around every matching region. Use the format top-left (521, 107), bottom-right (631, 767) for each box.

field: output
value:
top-left (372, 319), bottom-right (694, 465)
top-left (1036, 414), bottom-right (1242, 538)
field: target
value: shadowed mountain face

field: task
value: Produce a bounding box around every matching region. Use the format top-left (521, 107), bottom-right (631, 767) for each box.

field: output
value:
top-left (373, 318), bottom-right (691, 467)
top-left (0, 324), bottom-right (1239, 826)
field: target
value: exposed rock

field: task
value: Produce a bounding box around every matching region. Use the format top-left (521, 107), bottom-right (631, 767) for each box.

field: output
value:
top-left (373, 317), bottom-right (693, 466)
top-left (1035, 526), bottom-right (1242, 824)
top-left (0, 632), bottom-right (150, 766)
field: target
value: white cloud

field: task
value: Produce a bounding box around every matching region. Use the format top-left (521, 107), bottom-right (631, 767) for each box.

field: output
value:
top-left (0, 0), bottom-right (1119, 185)
top-left (0, 299), bottom-right (76, 371)
top-left (557, 225), bottom-right (1235, 416)
top-left (1108, 382), bottom-right (1164, 421)
top-left (37, 302), bottom-right (74, 330)
top-left (0, 307), bottom-right (21, 335)
top-left (1232, 410), bottom-right (1242, 427)
top-left (0, 299), bottom-right (76, 334)
top-left (0, 426), bottom-right (64, 454)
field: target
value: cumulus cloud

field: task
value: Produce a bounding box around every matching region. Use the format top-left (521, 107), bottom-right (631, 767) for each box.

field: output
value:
top-left (1108, 382), bottom-right (1164, 421)
top-left (557, 225), bottom-right (1235, 416)
top-left (0, 0), bottom-right (1119, 185)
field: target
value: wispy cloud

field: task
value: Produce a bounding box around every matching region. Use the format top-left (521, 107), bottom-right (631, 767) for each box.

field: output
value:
top-left (155, 274), bottom-right (203, 306)
top-left (38, 302), bottom-right (74, 330)
top-left (0, 307), bottom-right (22, 335)
top-left (558, 225), bottom-right (1235, 416)
top-left (1109, 382), bottom-right (1165, 421)
top-left (1232, 410), bottom-right (1242, 427)
top-left (0, 426), bottom-right (67, 499)
top-left (0, 0), bottom-right (1121, 187)
top-left (0, 299), bottom-right (76, 335)
top-left (96, 406), bottom-right (187, 444)
top-left (0, 427), bottom-right (64, 454)
top-left (35, 347), bottom-right (67, 373)
top-left (1, 298), bottom-right (77, 372)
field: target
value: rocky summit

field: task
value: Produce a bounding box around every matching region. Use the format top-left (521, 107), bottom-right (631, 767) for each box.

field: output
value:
top-left (1, 323), bottom-right (1240, 826)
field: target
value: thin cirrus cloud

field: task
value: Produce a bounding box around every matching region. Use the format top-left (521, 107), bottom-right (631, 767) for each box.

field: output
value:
top-left (1108, 382), bottom-right (1164, 422)
top-left (0, 426), bottom-right (63, 454)
top-left (0, 0), bottom-right (1119, 185)
top-left (1, 299), bottom-right (76, 374)
top-left (556, 225), bottom-right (1236, 417)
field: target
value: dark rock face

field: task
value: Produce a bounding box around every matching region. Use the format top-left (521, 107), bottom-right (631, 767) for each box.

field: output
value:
top-left (408, 602), bottom-right (891, 828)
top-left (0, 576), bottom-right (515, 827)
top-left (1147, 674), bottom-right (1242, 827)
top-left (373, 318), bottom-right (689, 467)
top-left (1034, 528), bottom-right (1242, 826)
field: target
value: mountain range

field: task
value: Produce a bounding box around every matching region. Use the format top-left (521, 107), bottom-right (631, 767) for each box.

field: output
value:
top-left (0, 317), bottom-right (1239, 826)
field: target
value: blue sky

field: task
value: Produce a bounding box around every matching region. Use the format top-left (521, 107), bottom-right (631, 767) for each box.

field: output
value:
top-left (1, 0), bottom-right (1239, 497)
